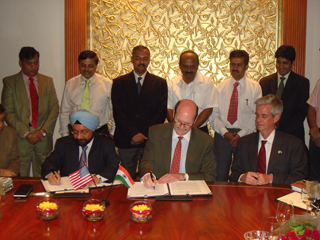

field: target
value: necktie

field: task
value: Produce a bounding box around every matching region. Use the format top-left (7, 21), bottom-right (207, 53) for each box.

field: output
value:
top-left (137, 77), bottom-right (142, 95)
top-left (276, 77), bottom-right (285, 99)
top-left (79, 146), bottom-right (88, 169)
top-left (170, 137), bottom-right (183, 173)
top-left (257, 140), bottom-right (267, 173)
top-left (81, 80), bottom-right (90, 111)
top-left (227, 82), bottom-right (239, 125)
top-left (29, 77), bottom-right (38, 129)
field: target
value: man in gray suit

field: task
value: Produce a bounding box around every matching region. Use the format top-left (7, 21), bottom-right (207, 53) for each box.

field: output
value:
top-left (140, 99), bottom-right (216, 188)
top-left (230, 94), bottom-right (307, 185)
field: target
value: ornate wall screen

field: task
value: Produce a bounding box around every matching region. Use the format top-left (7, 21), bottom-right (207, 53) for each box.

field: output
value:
top-left (88, 0), bottom-right (280, 84)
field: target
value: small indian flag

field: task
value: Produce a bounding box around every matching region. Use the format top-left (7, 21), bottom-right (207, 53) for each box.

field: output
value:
top-left (114, 165), bottom-right (135, 188)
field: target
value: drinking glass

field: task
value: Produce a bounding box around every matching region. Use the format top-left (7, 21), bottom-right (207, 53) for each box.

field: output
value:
top-left (276, 200), bottom-right (294, 238)
top-left (263, 216), bottom-right (281, 239)
top-left (301, 181), bottom-right (318, 213)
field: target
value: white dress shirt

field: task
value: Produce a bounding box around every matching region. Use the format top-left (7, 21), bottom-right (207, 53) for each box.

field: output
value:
top-left (307, 78), bottom-right (320, 127)
top-left (258, 129), bottom-right (275, 173)
top-left (133, 71), bottom-right (147, 85)
top-left (210, 76), bottom-right (262, 137)
top-left (59, 73), bottom-right (115, 136)
top-left (167, 72), bottom-right (215, 128)
top-left (78, 138), bottom-right (107, 182)
top-left (170, 129), bottom-right (191, 173)
top-left (277, 71), bottom-right (291, 88)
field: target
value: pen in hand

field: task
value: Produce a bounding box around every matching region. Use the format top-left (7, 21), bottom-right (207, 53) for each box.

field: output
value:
top-left (51, 167), bottom-right (58, 179)
top-left (150, 171), bottom-right (155, 190)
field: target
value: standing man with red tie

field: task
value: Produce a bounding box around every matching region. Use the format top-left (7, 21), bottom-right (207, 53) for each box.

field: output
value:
top-left (140, 99), bottom-right (216, 188)
top-left (229, 94), bottom-right (307, 185)
top-left (210, 50), bottom-right (262, 181)
top-left (1, 47), bottom-right (59, 177)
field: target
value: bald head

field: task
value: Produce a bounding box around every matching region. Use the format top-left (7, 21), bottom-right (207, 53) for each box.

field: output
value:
top-left (173, 100), bottom-right (198, 136)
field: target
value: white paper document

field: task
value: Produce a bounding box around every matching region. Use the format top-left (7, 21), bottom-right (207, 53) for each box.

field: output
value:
top-left (127, 180), bottom-right (212, 198)
top-left (41, 176), bottom-right (123, 192)
top-left (277, 192), bottom-right (307, 210)
top-left (127, 183), bottom-right (169, 198)
top-left (168, 180), bottom-right (212, 196)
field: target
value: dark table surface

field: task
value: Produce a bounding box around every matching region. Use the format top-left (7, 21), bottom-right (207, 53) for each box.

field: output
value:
top-left (0, 178), bottom-right (301, 240)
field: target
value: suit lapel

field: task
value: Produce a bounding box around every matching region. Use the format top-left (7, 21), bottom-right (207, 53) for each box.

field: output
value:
top-left (126, 71), bottom-right (139, 100)
top-left (185, 128), bottom-right (199, 172)
top-left (87, 133), bottom-right (99, 171)
top-left (16, 72), bottom-right (30, 112)
top-left (267, 131), bottom-right (283, 173)
top-left (140, 72), bottom-right (154, 98)
top-left (249, 132), bottom-right (260, 171)
top-left (270, 73), bottom-right (278, 94)
top-left (281, 71), bottom-right (296, 100)
top-left (161, 124), bottom-right (173, 172)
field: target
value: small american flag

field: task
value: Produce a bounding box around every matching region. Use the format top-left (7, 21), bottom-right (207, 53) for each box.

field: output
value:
top-left (69, 165), bottom-right (93, 190)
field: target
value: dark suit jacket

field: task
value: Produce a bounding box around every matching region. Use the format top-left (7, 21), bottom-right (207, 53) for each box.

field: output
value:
top-left (259, 72), bottom-right (309, 142)
top-left (139, 123), bottom-right (217, 181)
top-left (2, 71), bottom-right (59, 138)
top-left (229, 130), bottom-right (307, 184)
top-left (111, 71), bottom-right (167, 148)
top-left (41, 132), bottom-right (120, 181)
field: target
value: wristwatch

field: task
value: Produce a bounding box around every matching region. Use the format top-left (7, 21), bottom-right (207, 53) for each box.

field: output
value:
top-left (41, 129), bottom-right (47, 137)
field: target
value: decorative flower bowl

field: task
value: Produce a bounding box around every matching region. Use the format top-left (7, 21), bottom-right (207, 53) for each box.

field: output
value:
top-left (36, 199), bottom-right (59, 220)
top-left (244, 230), bottom-right (271, 240)
top-left (130, 201), bottom-right (152, 223)
top-left (82, 199), bottom-right (105, 221)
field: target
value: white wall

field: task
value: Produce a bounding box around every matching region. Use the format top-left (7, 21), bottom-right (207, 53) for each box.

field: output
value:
top-left (0, 0), bottom-right (319, 144)
top-left (305, 0), bottom-right (320, 144)
top-left (0, 0), bottom-right (65, 142)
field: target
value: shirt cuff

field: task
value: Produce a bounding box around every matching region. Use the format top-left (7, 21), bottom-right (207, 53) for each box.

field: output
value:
top-left (24, 131), bottom-right (31, 138)
top-left (238, 174), bottom-right (244, 182)
top-left (184, 173), bottom-right (189, 181)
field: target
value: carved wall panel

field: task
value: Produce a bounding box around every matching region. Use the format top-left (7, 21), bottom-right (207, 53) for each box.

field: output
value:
top-left (89, 0), bottom-right (280, 84)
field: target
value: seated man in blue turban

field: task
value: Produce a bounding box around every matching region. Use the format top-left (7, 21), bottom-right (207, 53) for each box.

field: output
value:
top-left (42, 110), bottom-right (120, 187)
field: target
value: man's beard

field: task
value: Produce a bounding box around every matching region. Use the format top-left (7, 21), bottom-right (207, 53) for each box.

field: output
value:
top-left (74, 136), bottom-right (93, 146)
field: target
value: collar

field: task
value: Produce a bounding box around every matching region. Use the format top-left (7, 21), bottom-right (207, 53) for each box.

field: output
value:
top-left (277, 71), bottom-right (291, 81)
top-left (178, 71), bottom-right (200, 86)
top-left (22, 72), bottom-right (38, 82)
top-left (259, 129), bottom-right (275, 144)
top-left (81, 73), bottom-right (96, 83)
top-left (231, 76), bottom-right (245, 85)
top-left (133, 71), bottom-right (147, 81)
top-left (172, 127), bottom-right (192, 142)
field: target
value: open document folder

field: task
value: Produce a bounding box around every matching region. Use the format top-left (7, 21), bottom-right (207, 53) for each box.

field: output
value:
top-left (41, 176), bottom-right (123, 192)
top-left (127, 180), bottom-right (212, 198)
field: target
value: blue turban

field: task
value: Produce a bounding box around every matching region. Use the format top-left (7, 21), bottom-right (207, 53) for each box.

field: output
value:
top-left (70, 110), bottom-right (100, 131)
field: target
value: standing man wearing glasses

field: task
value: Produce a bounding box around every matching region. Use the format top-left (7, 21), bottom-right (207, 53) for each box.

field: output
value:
top-left (2, 46), bottom-right (59, 177)
top-left (42, 110), bottom-right (120, 187)
top-left (210, 50), bottom-right (262, 181)
top-left (140, 99), bottom-right (216, 188)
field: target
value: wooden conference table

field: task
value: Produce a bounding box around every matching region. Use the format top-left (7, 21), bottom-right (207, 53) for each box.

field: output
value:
top-left (0, 178), bottom-right (303, 240)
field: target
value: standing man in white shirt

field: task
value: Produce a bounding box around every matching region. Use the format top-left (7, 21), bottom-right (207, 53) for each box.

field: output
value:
top-left (210, 50), bottom-right (262, 181)
top-left (167, 50), bottom-right (215, 133)
top-left (59, 50), bottom-right (114, 138)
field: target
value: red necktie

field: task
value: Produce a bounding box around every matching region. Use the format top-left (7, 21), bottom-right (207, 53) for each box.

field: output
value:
top-left (257, 140), bottom-right (267, 173)
top-left (227, 82), bottom-right (239, 125)
top-left (170, 137), bottom-right (183, 173)
top-left (29, 77), bottom-right (38, 129)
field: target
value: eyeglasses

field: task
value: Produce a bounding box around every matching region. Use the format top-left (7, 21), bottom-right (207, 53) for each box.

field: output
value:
top-left (174, 119), bottom-right (193, 128)
top-left (71, 130), bottom-right (91, 136)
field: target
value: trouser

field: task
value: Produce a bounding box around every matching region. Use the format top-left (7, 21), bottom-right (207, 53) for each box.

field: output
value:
top-left (309, 139), bottom-right (320, 179)
top-left (17, 132), bottom-right (53, 177)
top-left (118, 147), bottom-right (144, 179)
top-left (214, 128), bottom-right (241, 181)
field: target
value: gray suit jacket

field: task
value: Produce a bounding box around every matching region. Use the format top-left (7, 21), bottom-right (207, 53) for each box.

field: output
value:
top-left (229, 130), bottom-right (308, 184)
top-left (2, 71), bottom-right (59, 138)
top-left (139, 123), bottom-right (216, 181)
